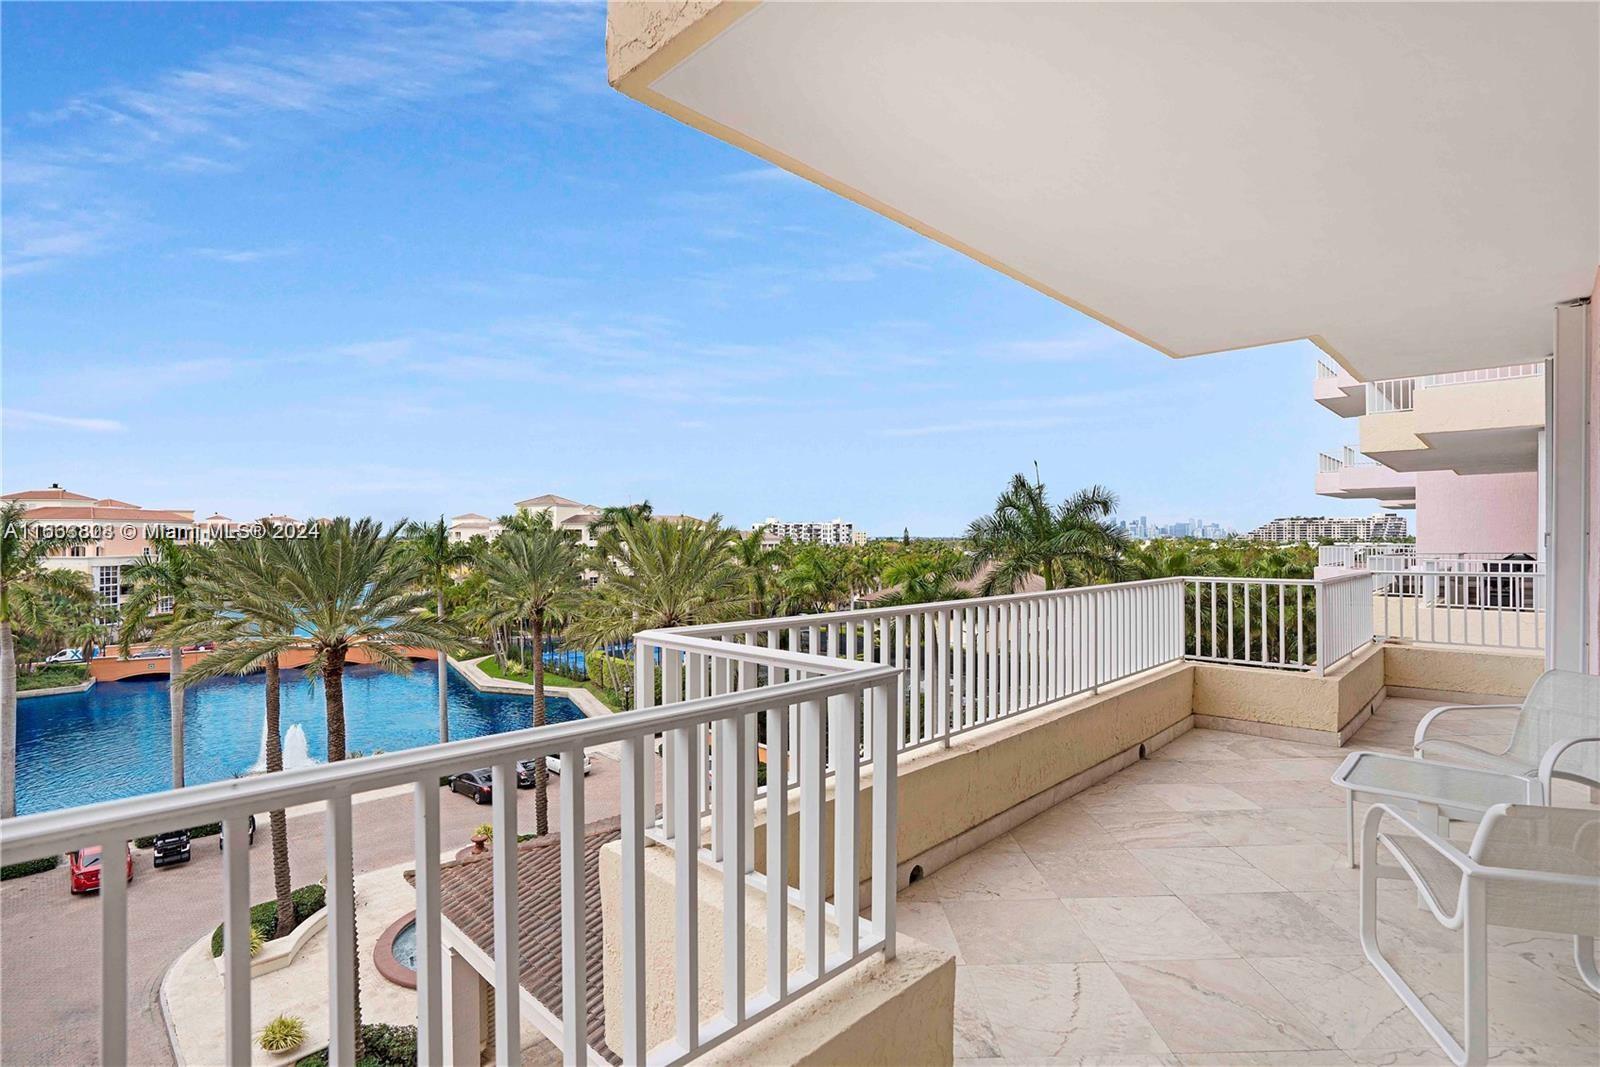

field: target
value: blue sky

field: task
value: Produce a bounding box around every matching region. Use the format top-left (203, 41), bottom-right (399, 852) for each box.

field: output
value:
top-left (1, 2), bottom-right (1383, 536)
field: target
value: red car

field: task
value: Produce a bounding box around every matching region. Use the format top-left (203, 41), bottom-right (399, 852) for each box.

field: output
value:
top-left (67, 844), bottom-right (133, 894)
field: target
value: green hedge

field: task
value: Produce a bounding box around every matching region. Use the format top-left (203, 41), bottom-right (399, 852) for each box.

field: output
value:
top-left (18, 664), bottom-right (89, 691)
top-left (296, 1023), bottom-right (417, 1067)
top-left (210, 883), bottom-right (325, 958)
top-left (1, 855), bottom-right (60, 881)
top-left (134, 822), bottom-right (222, 848)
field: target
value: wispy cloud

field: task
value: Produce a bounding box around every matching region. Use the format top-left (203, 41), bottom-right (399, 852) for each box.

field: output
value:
top-left (722, 166), bottom-right (804, 186)
top-left (4, 3), bottom-right (595, 275)
top-left (188, 244), bottom-right (298, 264)
top-left (879, 415), bottom-right (1075, 439)
top-left (3, 408), bottom-right (126, 433)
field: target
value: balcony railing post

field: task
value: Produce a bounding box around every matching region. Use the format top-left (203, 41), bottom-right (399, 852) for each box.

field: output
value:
top-left (1313, 580), bottom-right (1328, 676)
top-left (870, 680), bottom-right (897, 960)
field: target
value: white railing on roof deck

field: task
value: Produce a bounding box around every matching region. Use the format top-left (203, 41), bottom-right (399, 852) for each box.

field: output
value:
top-left (1318, 452), bottom-right (1342, 474)
top-left (0, 663), bottom-right (901, 1067)
top-left (1315, 359), bottom-right (1339, 379)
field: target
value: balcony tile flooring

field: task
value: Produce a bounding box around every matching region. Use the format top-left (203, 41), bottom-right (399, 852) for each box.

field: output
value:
top-left (898, 698), bottom-right (1600, 1066)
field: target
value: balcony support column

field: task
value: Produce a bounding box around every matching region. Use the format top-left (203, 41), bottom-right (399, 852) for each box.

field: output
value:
top-left (1546, 299), bottom-right (1593, 672)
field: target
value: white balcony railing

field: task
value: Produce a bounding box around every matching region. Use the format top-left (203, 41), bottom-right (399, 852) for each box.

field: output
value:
top-left (1318, 452), bottom-right (1341, 473)
top-left (0, 656), bottom-right (902, 1067)
top-left (1315, 359), bottom-right (1339, 379)
top-left (1420, 362), bottom-right (1544, 388)
top-left (1182, 574), bottom-right (1373, 676)
top-left (1366, 376), bottom-right (1417, 413)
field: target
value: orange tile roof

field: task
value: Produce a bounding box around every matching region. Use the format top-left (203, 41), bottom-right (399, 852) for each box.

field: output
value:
top-left (2, 487), bottom-right (95, 502)
top-left (410, 820), bottom-right (619, 1063)
top-left (23, 506), bottom-right (194, 524)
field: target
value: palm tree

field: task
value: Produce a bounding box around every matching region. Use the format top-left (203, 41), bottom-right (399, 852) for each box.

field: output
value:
top-left (119, 537), bottom-right (203, 789)
top-left (572, 511), bottom-right (742, 646)
top-left (876, 547), bottom-right (972, 606)
top-left (477, 515), bottom-right (585, 837)
top-left (173, 537), bottom-right (301, 937)
top-left (777, 544), bottom-right (854, 614)
top-left (732, 527), bottom-right (780, 617)
top-left (403, 517), bottom-right (472, 743)
top-left (965, 473), bottom-right (1128, 594)
top-left (1, 502), bottom-right (90, 817)
top-left (273, 517), bottom-right (459, 1058)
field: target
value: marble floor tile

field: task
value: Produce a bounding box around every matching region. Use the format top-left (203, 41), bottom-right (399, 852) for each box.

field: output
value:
top-left (896, 900), bottom-right (962, 962)
top-left (1140, 783), bottom-right (1262, 813)
top-left (964, 962), bottom-right (1173, 1062)
top-left (954, 965), bottom-right (1003, 1059)
top-left (1131, 847), bottom-right (1286, 895)
top-left (1179, 1052), bottom-right (1356, 1066)
top-left (1195, 809), bottom-right (1333, 847)
top-left (1293, 888), bottom-right (1468, 957)
top-left (1075, 782), bottom-right (1183, 815)
top-left (1087, 809), bottom-right (1223, 849)
top-left (1232, 842), bottom-right (1361, 891)
top-left (1030, 848), bottom-right (1173, 898)
top-left (903, 834), bottom-right (1054, 903)
top-left (1183, 892), bottom-right (1357, 958)
top-left (1064, 896), bottom-right (1237, 961)
top-left (1010, 800), bottom-right (1122, 855)
top-left (944, 898), bottom-right (1102, 964)
top-left (1226, 780), bottom-right (1348, 810)
top-left (1111, 958), bottom-right (1334, 1054)
top-left (1244, 955), bottom-right (1437, 1050)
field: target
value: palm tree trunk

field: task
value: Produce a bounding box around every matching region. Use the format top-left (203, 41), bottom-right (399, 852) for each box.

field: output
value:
top-left (437, 588), bottom-right (450, 743)
top-left (322, 648), bottom-right (364, 1060)
top-left (1, 619), bottom-right (17, 819)
top-left (168, 646), bottom-right (185, 789)
top-left (532, 614), bottom-right (549, 838)
top-left (264, 655), bottom-right (294, 938)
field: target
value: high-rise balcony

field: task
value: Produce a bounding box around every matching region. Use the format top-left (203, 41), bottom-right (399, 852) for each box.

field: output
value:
top-left (1316, 447), bottom-right (1417, 506)
top-left (1360, 365), bottom-right (1546, 475)
top-left (1314, 359), bottom-right (1367, 417)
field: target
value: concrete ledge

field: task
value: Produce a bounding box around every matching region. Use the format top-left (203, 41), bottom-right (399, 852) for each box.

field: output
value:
top-left (698, 939), bottom-right (954, 1067)
top-left (449, 655), bottom-right (613, 720)
top-left (16, 678), bottom-right (94, 698)
top-left (1381, 643), bottom-right (1542, 699)
top-left (211, 908), bottom-right (326, 979)
top-left (1192, 642), bottom-right (1385, 738)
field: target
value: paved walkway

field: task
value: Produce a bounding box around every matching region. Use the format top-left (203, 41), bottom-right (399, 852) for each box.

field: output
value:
top-left (0, 762), bottom-right (628, 1067)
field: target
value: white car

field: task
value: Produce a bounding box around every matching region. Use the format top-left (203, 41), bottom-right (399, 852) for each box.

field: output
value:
top-left (44, 648), bottom-right (84, 664)
top-left (545, 753), bottom-right (594, 776)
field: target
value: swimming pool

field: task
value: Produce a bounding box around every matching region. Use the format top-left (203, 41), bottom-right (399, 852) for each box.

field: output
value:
top-left (15, 661), bottom-right (582, 815)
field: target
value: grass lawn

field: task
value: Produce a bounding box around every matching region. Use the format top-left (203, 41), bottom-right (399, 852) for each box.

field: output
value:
top-left (474, 656), bottom-right (624, 712)
top-left (17, 664), bottom-right (89, 691)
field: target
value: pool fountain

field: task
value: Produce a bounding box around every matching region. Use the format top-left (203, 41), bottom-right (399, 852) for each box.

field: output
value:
top-left (249, 722), bottom-right (317, 774)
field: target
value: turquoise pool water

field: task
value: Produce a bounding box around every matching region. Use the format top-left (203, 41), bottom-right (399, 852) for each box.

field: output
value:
top-left (15, 661), bottom-right (581, 815)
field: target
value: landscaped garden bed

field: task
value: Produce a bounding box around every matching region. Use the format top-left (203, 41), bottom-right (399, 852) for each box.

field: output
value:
top-left (295, 1023), bottom-right (418, 1066)
top-left (209, 883), bottom-right (325, 957)
top-left (18, 664), bottom-right (89, 691)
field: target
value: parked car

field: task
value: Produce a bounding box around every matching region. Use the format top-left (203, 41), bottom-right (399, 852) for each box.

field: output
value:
top-left (217, 814), bottom-right (256, 849)
top-left (544, 753), bottom-right (594, 776)
top-left (150, 830), bottom-right (192, 868)
top-left (180, 642), bottom-right (215, 653)
top-left (68, 844), bottom-right (133, 894)
top-left (43, 648), bottom-right (84, 664)
top-left (449, 769), bottom-right (493, 804)
top-left (515, 761), bottom-right (537, 788)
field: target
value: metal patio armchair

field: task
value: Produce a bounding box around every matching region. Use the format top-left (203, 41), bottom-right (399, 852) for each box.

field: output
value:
top-left (1413, 669), bottom-right (1600, 800)
top-left (1360, 802), bottom-right (1600, 1066)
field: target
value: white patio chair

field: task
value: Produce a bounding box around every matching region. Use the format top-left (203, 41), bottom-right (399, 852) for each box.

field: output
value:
top-left (1413, 669), bottom-right (1600, 799)
top-left (1360, 802), bottom-right (1600, 1067)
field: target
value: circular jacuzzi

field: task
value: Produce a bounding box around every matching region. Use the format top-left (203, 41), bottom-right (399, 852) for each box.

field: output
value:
top-left (374, 912), bottom-right (418, 989)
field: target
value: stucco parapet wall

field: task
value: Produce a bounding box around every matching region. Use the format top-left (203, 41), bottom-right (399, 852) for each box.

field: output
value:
top-left (1382, 643), bottom-right (1543, 700)
top-left (606, 1), bottom-right (753, 87)
top-left (1191, 642), bottom-right (1385, 739)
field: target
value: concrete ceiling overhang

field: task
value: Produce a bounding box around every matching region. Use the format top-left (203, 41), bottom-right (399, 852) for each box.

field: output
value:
top-left (609, 2), bottom-right (1599, 380)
